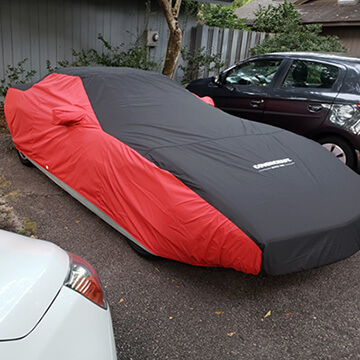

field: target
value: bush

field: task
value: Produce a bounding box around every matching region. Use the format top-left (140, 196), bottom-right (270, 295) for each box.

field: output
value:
top-left (0, 58), bottom-right (36, 105)
top-left (253, 1), bottom-right (301, 34)
top-left (198, 4), bottom-right (248, 30)
top-left (179, 47), bottom-right (224, 84)
top-left (251, 24), bottom-right (345, 55)
top-left (251, 1), bottom-right (346, 55)
top-left (47, 34), bottom-right (160, 72)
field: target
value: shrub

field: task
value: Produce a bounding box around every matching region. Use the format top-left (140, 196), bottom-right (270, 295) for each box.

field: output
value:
top-left (198, 4), bottom-right (248, 30)
top-left (251, 1), bottom-right (346, 55)
top-left (179, 47), bottom-right (224, 84)
top-left (0, 58), bottom-right (36, 105)
top-left (47, 34), bottom-right (160, 72)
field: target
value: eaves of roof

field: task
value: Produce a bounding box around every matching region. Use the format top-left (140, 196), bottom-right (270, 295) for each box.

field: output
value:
top-left (297, 3), bottom-right (360, 24)
top-left (235, 0), bottom-right (360, 25)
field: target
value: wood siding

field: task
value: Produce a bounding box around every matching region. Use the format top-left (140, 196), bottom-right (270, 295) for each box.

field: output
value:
top-left (0, 0), bottom-right (197, 82)
top-left (322, 26), bottom-right (360, 57)
top-left (0, 0), bottom-right (268, 88)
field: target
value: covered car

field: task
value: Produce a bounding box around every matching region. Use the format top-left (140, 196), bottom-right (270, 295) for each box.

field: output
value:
top-left (5, 67), bottom-right (360, 275)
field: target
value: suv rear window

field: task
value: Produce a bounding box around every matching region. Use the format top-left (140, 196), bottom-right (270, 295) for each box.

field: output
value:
top-left (282, 60), bottom-right (340, 89)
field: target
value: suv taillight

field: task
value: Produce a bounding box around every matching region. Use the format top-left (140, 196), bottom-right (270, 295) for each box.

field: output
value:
top-left (329, 104), bottom-right (360, 134)
top-left (64, 252), bottom-right (106, 308)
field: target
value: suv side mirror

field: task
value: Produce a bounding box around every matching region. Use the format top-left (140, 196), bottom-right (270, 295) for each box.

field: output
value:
top-left (212, 75), bottom-right (219, 84)
top-left (212, 72), bottom-right (226, 86)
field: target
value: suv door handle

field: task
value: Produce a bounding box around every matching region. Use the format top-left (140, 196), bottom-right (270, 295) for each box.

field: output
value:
top-left (225, 85), bottom-right (235, 92)
top-left (250, 99), bottom-right (265, 107)
top-left (308, 104), bottom-right (323, 112)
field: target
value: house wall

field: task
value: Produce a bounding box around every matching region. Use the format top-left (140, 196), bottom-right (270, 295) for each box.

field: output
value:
top-left (0, 0), bottom-right (197, 82)
top-left (0, 0), bottom-right (268, 92)
top-left (322, 26), bottom-right (360, 57)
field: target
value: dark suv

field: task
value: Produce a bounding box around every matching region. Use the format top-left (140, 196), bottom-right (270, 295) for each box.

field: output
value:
top-left (187, 52), bottom-right (360, 170)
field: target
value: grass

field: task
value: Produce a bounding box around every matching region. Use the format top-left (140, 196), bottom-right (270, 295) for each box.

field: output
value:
top-left (0, 202), bottom-right (37, 235)
top-left (0, 174), bottom-right (37, 235)
top-left (4, 191), bottom-right (23, 199)
top-left (20, 216), bottom-right (37, 235)
top-left (0, 175), bottom-right (11, 189)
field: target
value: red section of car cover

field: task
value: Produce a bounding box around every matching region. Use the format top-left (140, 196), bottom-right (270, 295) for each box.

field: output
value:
top-left (5, 73), bottom-right (262, 274)
top-left (193, 93), bottom-right (215, 107)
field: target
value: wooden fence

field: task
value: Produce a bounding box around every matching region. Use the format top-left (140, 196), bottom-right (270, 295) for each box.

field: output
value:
top-left (185, 25), bottom-right (269, 79)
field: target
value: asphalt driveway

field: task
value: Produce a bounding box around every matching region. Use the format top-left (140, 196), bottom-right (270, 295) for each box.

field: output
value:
top-left (1, 132), bottom-right (360, 360)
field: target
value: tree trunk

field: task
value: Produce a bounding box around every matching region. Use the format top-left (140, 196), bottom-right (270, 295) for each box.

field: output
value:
top-left (158, 0), bottom-right (183, 79)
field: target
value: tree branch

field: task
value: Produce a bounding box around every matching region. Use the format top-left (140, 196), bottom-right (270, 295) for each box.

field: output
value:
top-left (174, 0), bottom-right (181, 18)
top-left (158, 0), bottom-right (174, 30)
top-left (158, 0), bottom-right (183, 78)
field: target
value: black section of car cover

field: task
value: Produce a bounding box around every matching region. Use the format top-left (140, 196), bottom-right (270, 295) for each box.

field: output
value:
top-left (54, 67), bottom-right (360, 275)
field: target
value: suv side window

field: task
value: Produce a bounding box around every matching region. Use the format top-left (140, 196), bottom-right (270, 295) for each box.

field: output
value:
top-left (225, 59), bottom-right (282, 87)
top-left (282, 60), bottom-right (340, 89)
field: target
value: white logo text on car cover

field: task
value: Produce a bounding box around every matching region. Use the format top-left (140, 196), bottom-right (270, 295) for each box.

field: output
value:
top-left (253, 158), bottom-right (295, 172)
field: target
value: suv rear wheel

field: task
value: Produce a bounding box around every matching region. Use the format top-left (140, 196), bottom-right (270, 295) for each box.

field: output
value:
top-left (318, 136), bottom-right (356, 170)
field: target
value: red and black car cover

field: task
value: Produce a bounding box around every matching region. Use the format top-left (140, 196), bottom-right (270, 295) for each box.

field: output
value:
top-left (5, 67), bottom-right (360, 275)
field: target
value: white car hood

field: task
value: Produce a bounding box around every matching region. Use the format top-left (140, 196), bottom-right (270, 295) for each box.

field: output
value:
top-left (0, 230), bottom-right (69, 340)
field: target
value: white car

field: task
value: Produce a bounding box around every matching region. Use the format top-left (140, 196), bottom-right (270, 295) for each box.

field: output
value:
top-left (0, 229), bottom-right (117, 360)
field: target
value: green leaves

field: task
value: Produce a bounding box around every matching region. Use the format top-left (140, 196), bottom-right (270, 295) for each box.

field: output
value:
top-left (0, 58), bottom-right (36, 104)
top-left (179, 46), bottom-right (224, 84)
top-left (251, 1), bottom-right (346, 55)
top-left (47, 34), bottom-right (161, 72)
top-left (253, 1), bottom-right (301, 34)
top-left (199, 4), bottom-right (248, 30)
top-left (251, 25), bottom-right (345, 55)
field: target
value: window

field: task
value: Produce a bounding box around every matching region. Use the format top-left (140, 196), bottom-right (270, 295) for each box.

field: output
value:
top-left (225, 59), bottom-right (282, 87)
top-left (282, 60), bottom-right (340, 89)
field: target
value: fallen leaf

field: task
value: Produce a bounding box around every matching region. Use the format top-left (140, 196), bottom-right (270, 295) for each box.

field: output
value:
top-left (215, 311), bottom-right (224, 315)
top-left (169, 316), bottom-right (173, 320)
top-left (227, 332), bottom-right (236, 337)
top-left (264, 310), bottom-right (271, 318)
top-left (65, 226), bottom-right (69, 230)
top-left (75, 220), bottom-right (80, 223)
top-left (118, 298), bottom-right (124, 304)
top-left (284, 313), bottom-right (292, 317)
